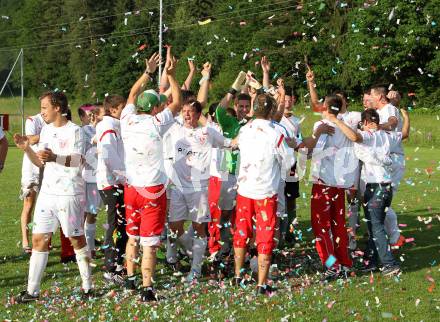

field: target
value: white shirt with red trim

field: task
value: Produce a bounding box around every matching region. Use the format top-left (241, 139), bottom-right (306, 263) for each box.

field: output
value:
top-left (310, 119), bottom-right (358, 188)
top-left (22, 114), bottom-right (45, 180)
top-left (38, 121), bottom-right (85, 196)
top-left (120, 103), bottom-right (175, 187)
top-left (96, 115), bottom-right (125, 190)
top-left (237, 119), bottom-right (295, 199)
top-left (168, 124), bottom-right (231, 193)
top-left (355, 130), bottom-right (402, 183)
top-left (377, 103), bottom-right (404, 155)
top-left (82, 125), bottom-right (97, 183)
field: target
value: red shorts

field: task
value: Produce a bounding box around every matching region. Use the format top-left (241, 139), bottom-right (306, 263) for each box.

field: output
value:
top-left (124, 184), bottom-right (167, 238)
top-left (233, 194), bottom-right (277, 255)
top-left (208, 176), bottom-right (222, 254)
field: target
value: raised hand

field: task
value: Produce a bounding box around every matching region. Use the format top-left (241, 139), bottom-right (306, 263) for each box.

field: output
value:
top-left (306, 65), bottom-right (315, 83)
top-left (188, 59), bottom-right (196, 73)
top-left (316, 123), bottom-right (335, 136)
top-left (37, 148), bottom-right (56, 163)
top-left (201, 62), bottom-right (211, 78)
top-left (164, 45), bottom-right (172, 69)
top-left (145, 52), bottom-right (161, 74)
top-left (166, 56), bottom-right (177, 76)
top-left (13, 134), bottom-right (30, 150)
top-left (261, 56), bottom-right (271, 73)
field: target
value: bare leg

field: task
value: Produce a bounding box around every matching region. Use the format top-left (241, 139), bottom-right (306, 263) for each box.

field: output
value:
top-left (141, 246), bottom-right (158, 287)
top-left (21, 190), bottom-right (37, 249)
top-left (234, 247), bottom-right (246, 277)
top-left (257, 253), bottom-right (272, 286)
top-left (126, 237), bottom-right (140, 276)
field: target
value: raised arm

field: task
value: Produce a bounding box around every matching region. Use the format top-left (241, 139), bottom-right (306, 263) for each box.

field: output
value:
top-left (166, 56), bottom-right (183, 116)
top-left (159, 45), bottom-right (172, 93)
top-left (127, 52), bottom-right (160, 105)
top-left (261, 56), bottom-right (271, 89)
top-left (197, 62), bottom-right (211, 109)
top-left (272, 78), bottom-right (285, 123)
top-left (182, 59), bottom-right (196, 90)
top-left (306, 66), bottom-right (323, 112)
top-left (379, 115), bottom-right (398, 131)
top-left (400, 108), bottom-right (410, 140)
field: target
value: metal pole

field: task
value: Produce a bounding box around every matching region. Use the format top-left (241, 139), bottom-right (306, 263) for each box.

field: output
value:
top-left (20, 48), bottom-right (24, 135)
top-left (0, 50), bottom-right (21, 96)
top-left (158, 0), bottom-right (163, 86)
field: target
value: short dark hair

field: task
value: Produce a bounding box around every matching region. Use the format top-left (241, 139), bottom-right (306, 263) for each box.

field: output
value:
top-left (103, 95), bottom-right (126, 116)
top-left (332, 90), bottom-right (348, 101)
top-left (325, 95), bottom-right (343, 116)
top-left (66, 109), bottom-right (72, 121)
top-left (284, 86), bottom-right (296, 97)
top-left (185, 99), bottom-right (203, 114)
top-left (253, 94), bottom-right (276, 119)
top-left (77, 104), bottom-right (94, 118)
top-left (235, 93), bottom-right (251, 104)
top-left (40, 91), bottom-right (69, 114)
top-left (361, 108), bottom-right (380, 125)
top-left (226, 107), bottom-right (237, 118)
top-left (182, 90), bottom-right (196, 105)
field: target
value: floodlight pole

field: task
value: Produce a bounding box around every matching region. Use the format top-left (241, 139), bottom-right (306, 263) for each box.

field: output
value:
top-left (158, 0), bottom-right (163, 86)
top-left (20, 48), bottom-right (24, 135)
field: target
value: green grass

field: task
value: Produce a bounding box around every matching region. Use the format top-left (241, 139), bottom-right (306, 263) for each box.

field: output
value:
top-left (0, 144), bottom-right (439, 320)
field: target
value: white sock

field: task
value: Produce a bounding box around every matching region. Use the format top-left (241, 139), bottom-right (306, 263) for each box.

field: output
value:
top-left (191, 237), bottom-right (207, 274)
top-left (166, 237), bottom-right (178, 264)
top-left (178, 230), bottom-right (193, 257)
top-left (385, 207), bottom-right (400, 244)
top-left (27, 250), bottom-right (49, 296)
top-left (84, 222), bottom-right (96, 252)
top-left (74, 246), bottom-right (92, 292)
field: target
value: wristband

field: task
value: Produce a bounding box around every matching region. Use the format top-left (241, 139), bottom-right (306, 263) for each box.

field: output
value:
top-left (198, 75), bottom-right (210, 85)
top-left (228, 88), bottom-right (237, 96)
top-left (312, 134), bottom-right (317, 140)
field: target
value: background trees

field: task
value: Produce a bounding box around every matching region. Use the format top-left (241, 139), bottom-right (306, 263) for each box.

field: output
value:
top-left (0, 0), bottom-right (439, 108)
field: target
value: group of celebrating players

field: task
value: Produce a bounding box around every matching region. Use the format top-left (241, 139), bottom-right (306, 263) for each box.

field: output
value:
top-left (7, 45), bottom-right (410, 303)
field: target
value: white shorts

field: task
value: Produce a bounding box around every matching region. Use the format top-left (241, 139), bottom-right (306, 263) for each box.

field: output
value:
top-left (20, 169), bottom-right (41, 199)
top-left (164, 159), bottom-right (174, 200)
top-left (390, 153), bottom-right (405, 192)
top-left (218, 174), bottom-right (237, 211)
top-left (277, 180), bottom-right (286, 217)
top-left (85, 182), bottom-right (101, 214)
top-left (169, 188), bottom-right (210, 223)
top-left (33, 192), bottom-right (85, 237)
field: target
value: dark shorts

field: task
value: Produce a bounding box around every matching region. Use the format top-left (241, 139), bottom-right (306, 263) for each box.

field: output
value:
top-left (284, 181), bottom-right (300, 199)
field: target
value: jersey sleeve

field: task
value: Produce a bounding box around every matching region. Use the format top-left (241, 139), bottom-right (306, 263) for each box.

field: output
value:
top-left (388, 132), bottom-right (403, 150)
top-left (154, 108), bottom-right (176, 136)
top-left (276, 133), bottom-right (295, 172)
top-left (99, 126), bottom-right (124, 172)
top-left (38, 126), bottom-right (49, 150)
top-left (215, 106), bottom-right (240, 138)
top-left (207, 126), bottom-right (230, 148)
top-left (120, 103), bottom-right (136, 121)
top-left (25, 118), bottom-right (37, 135)
top-left (359, 130), bottom-right (374, 145)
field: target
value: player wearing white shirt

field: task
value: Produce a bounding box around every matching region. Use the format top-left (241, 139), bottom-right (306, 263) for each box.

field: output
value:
top-left (78, 104), bottom-right (102, 257)
top-left (167, 99), bottom-right (232, 283)
top-left (330, 108), bottom-right (410, 277)
top-left (13, 91), bottom-right (92, 302)
top-left (308, 95), bottom-right (361, 280)
top-left (232, 93), bottom-right (295, 295)
top-left (370, 86), bottom-right (405, 247)
top-left (19, 113), bottom-right (45, 254)
top-left (96, 94), bottom-right (128, 284)
top-left (121, 53), bottom-right (182, 301)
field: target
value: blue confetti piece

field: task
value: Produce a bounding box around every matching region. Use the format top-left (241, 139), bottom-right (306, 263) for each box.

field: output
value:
top-left (325, 255), bottom-right (337, 268)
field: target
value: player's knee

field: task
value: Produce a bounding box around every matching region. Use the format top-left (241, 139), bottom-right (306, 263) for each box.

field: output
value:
top-left (140, 236), bottom-right (161, 248)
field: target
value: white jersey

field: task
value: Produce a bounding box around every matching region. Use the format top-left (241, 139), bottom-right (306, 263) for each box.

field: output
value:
top-left (121, 103), bottom-right (175, 187)
top-left (38, 121), bottom-right (85, 196)
top-left (95, 116), bottom-right (125, 190)
top-left (339, 111), bottom-right (361, 130)
top-left (22, 114), bottom-right (45, 180)
top-left (208, 122), bottom-right (228, 179)
top-left (169, 124), bottom-right (230, 193)
top-left (377, 103), bottom-right (404, 155)
top-left (82, 125), bottom-right (97, 183)
top-left (310, 119), bottom-right (358, 188)
top-left (237, 119), bottom-right (295, 199)
top-left (355, 130), bottom-right (402, 183)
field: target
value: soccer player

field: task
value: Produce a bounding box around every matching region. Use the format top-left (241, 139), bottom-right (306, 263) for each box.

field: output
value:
top-left (78, 104), bottom-right (102, 257)
top-left (19, 113), bottom-right (45, 254)
top-left (326, 107), bottom-right (410, 276)
top-left (167, 96), bottom-right (234, 283)
top-left (13, 91), bottom-right (92, 302)
top-left (232, 93), bottom-right (295, 295)
top-left (369, 86), bottom-right (406, 248)
top-left (309, 94), bottom-right (360, 280)
top-left (96, 95), bottom-right (128, 284)
top-left (121, 52), bottom-right (182, 301)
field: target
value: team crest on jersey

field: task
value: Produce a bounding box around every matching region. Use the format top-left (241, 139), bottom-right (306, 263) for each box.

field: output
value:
top-left (59, 139), bottom-right (68, 149)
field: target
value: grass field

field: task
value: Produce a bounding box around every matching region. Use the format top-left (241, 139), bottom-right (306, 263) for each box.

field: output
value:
top-left (0, 97), bottom-right (440, 321)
